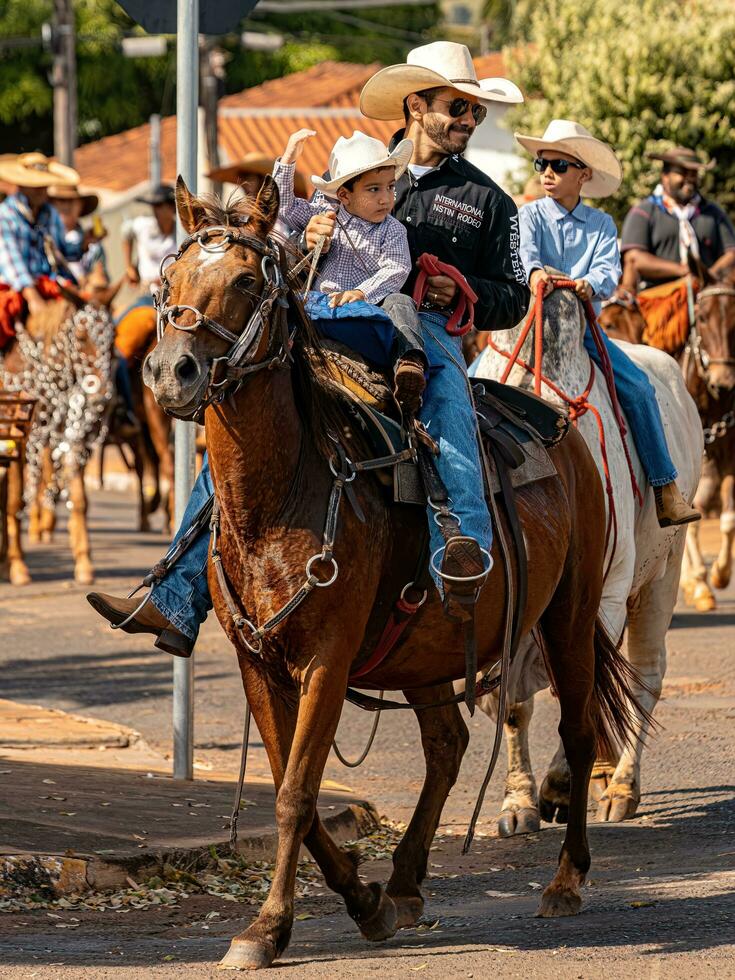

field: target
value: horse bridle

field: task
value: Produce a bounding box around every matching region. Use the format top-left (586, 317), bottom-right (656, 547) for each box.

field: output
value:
top-left (685, 283), bottom-right (735, 394)
top-left (154, 224), bottom-right (293, 422)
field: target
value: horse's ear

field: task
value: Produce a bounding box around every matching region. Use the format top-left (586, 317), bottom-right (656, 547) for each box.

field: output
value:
top-left (253, 175), bottom-right (280, 235)
top-left (175, 175), bottom-right (206, 234)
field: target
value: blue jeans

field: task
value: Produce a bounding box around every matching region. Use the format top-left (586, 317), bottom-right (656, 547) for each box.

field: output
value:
top-left (584, 326), bottom-right (677, 486)
top-left (151, 313), bottom-right (493, 641)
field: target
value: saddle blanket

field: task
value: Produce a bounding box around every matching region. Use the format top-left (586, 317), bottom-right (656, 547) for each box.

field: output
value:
top-left (0, 276), bottom-right (62, 350)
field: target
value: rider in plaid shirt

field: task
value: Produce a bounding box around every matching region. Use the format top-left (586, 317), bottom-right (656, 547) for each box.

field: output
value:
top-left (0, 192), bottom-right (82, 293)
top-left (272, 129), bottom-right (428, 415)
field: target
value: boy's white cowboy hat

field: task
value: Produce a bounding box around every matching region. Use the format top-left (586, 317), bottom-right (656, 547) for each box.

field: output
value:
top-left (360, 42), bottom-right (523, 121)
top-left (0, 152), bottom-right (79, 189)
top-left (515, 119), bottom-right (623, 198)
top-left (311, 131), bottom-right (413, 200)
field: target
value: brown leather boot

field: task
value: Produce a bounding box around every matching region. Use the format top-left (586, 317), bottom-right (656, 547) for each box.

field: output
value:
top-left (394, 354), bottom-right (426, 417)
top-left (87, 592), bottom-right (193, 657)
top-left (654, 482), bottom-right (701, 528)
top-left (440, 536), bottom-right (490, 599)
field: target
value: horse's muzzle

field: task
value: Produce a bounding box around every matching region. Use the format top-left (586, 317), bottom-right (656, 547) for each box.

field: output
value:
top-left (143, 342), bottom-right (206, 411)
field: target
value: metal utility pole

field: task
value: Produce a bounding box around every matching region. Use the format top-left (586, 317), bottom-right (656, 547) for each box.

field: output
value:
top-left (149, 113), bottom-right (162, 188)
top-left (200, 42), bottom-right (226, 196)
top-left (52, 0), bottom-right (77, 166)
top-left (172, 0), bottom-right (199, 782)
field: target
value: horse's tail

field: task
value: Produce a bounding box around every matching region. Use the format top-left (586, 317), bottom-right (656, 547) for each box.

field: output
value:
top-left (592, 617), bottom-right (656, 757)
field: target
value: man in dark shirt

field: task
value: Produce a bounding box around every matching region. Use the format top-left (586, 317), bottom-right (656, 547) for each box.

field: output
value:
top-left (621, 146), bottom-right (735, 289)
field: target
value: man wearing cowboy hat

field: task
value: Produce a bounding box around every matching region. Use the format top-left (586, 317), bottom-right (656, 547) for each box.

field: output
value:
top-left (122, 184), bottom-right (176, 294)
top-left (0, 152), bottom-right (86, 320)
top-left (306, 41), bottom-right (528, 594)
top-left (510, 119), bottom-right (699, 527)
top-left (621, 146), bottom-right (735, 289)
top-left (86, 43), bottom-right (530, 654)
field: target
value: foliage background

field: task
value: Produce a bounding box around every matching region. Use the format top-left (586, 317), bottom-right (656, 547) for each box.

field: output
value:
top-left (504, 0), bottom-right (735, 223)
top-left (0, 0), bottom-right (440, 154)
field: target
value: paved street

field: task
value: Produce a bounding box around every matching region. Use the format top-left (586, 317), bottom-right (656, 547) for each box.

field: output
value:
top-left (1, 485), bottom-right (734, 978)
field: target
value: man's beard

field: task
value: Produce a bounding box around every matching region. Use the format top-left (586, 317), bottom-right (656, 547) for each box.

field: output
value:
top-left (669, 183), bottom-right (698, 205)
top-left (424, 117), bottom-right (472, 155)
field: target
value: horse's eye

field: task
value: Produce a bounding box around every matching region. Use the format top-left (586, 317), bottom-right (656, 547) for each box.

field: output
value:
top-left (234, 274), bottom-right (256, 293)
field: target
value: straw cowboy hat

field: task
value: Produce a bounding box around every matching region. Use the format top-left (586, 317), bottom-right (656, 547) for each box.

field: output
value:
top-left (515, 119), bottom-right (623, 198)
top-left (48, 184), bottom-right (99, 217)
top-left (311, 131), bottom-right (413, 200)
top-left (0, 152), bottom-right (79, 189)
top-left (648, 145), bottom-right (715, 173)
top-left (360, 41), bottom-right (523, 121)
top-left (208, 152), bottom-right (310, 198)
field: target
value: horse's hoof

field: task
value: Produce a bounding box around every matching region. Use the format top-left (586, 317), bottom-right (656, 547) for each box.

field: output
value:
top-left (218, 938), bottom-right (276, 971)
top-left (498, 807), bottom-right (540, 837)
top-left (9, 561), bottom-right (31, 586)
top-left (537, 885), bottom-right (582, 918)
top-left (692, 582), bottom-right (716, 612)
top-left (391, 895), bottom-right (424, 929)
top-left (710, 564), bottom-right (730, 591)
top-left (75, 562), bottom-right (95, 586)
top-left (357, 884), bottom-right (398, 942)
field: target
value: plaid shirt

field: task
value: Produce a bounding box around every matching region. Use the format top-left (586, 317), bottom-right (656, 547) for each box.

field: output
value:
top-left (0, 194), bottom-right (82, 292)
top-left (273, 159), bottom-right (411, 304)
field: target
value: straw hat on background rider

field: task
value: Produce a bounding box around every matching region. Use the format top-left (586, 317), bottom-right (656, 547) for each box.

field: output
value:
top-left (208, 152), bottom-right (310, 199)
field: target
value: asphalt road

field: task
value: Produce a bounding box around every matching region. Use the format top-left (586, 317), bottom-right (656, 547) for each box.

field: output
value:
top-left (1, 486), bottom-right (734, 978)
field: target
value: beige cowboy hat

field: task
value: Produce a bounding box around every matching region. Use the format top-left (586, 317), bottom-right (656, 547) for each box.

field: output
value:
top-left (208, 152), bottom-right (310, 198)
top-left (515, 119), bottom-right (623, 198)
top-left (48, 184), bottom-right (99, 217)
top-left (360, 41), bottom-right (523, 121)
top-left (0, 152), bottom-right (79, 189)
top-left (311, 131), bottom-right (413, 200)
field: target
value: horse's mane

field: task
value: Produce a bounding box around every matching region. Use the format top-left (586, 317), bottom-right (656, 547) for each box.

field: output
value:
top-left (191, 191), bottom-right (360, 460)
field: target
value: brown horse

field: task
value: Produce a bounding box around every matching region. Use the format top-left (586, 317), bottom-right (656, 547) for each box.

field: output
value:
top-left (0, 293), bottom-right (114, 584)
top-left (600, 264), bottom-right (735, 610)
top-left (143, 177), bottom-right (642, 970)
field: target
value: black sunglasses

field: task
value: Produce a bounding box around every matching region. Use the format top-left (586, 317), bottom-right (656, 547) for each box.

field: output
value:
top-left (534, 156), bottom-right (586, 175)
top-left (429, 96), bottom-right (488, 125)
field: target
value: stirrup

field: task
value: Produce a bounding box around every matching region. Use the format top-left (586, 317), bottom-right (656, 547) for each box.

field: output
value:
top-left (430, 544), bottom-right (493, 586)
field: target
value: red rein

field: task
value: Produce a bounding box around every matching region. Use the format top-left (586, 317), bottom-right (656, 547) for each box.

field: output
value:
top-left (486, 280), bottom-right (644, 579)
top-left (412, 253), bottom-right (478, 336)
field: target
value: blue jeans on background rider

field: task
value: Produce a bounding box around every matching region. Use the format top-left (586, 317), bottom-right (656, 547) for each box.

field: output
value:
top-left (420, 312), bottom-right (492, 588)
top-left (151, 459), bottom-right (213, 643)
top-left (584, 326), bottom-right (677, 487)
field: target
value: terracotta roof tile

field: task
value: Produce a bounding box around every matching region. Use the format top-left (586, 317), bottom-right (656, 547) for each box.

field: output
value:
top-left (74, 54), bottom-right (511, 195)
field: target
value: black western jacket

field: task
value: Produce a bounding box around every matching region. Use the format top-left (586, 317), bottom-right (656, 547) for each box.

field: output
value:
top-left (390, 133), bottom-right (530, 332)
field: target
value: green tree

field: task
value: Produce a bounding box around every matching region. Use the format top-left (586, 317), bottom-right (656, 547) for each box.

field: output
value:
top-left (505, 0), bottom-right (735, 223)
top-left (0, 0), bottom-right (440, 156)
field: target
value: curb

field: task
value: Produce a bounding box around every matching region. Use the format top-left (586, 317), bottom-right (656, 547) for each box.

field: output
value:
top-left (1, 800), bottom-right (380, 897)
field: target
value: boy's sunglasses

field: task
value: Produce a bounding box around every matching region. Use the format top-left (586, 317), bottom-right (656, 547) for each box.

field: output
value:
top-left (428, 96), bottom-right (488, 125)
top-left (534, 156), bottom-right (586, 175)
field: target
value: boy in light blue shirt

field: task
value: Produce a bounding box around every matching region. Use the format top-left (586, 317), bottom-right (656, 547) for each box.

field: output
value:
top-left (515, 119), bottom-right (698, 527)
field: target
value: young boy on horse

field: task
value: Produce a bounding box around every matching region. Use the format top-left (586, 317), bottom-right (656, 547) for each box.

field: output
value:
top-left (272, 129), bottom-right (427, 414)
top-left (514, 119), bottom-right (699, 527)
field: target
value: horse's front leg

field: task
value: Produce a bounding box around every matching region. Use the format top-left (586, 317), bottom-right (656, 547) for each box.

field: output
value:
top-left (6, 459), bottom-right (30, 585)
top-left (68, 466), bottom-right (94, 585)
top-left (222, 650), bottom-right (395, 971)
top-left (386, 685), bottom-right (468, 928)
top-left (711, 473), bottom-right (735, 590)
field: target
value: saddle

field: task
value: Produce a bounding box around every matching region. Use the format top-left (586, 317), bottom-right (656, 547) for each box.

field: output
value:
top-left (312, 338), bottom-right (569, 506)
